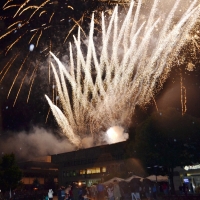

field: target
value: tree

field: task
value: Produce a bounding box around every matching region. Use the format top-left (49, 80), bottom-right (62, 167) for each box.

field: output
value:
top-left (0, 153), bottom-right (22, 193)
top-left (32, 178), bottom-right (40, 189)
top-left (131, 108), bottom-right (200, 193)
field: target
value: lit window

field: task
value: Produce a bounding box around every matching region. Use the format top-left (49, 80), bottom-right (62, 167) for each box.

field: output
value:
top-left (87, 169), bottom-right (92, 174)
top-left (96, 168), bottom-right (100, 173)
top-left (86, 168), bottom-right (100, 174)
top-left (102, 167), bottom-right (106, 172)
top-left (80, 170), bottom-right (86, 174)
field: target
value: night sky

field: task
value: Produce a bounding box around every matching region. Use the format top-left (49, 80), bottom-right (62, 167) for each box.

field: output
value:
top-left (0, 0), bottom-right (104, 132)
top-left (0, 0), bottom-right (200, 159)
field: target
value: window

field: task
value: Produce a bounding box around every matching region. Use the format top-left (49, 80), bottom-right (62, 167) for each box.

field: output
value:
top-left (95, 168), bottom-right (101, 173)
top-left (87, 168), bottom-right (100, 174)
top-left (87, 169), bottom-right (92, 174)
top-left (102, 167), bottom-right (106, 172)
top-left (80, 170), bottom-right (86, 174)
top-left (80, 168), bottom-right (101, 174)
top-left (70, 171), bottom-right (74, 176)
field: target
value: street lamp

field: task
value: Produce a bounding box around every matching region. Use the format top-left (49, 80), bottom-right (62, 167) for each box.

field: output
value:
top-left (154, 165), bottom-right (158, 183)
top-left (154, 165), bottom-right (163, 183)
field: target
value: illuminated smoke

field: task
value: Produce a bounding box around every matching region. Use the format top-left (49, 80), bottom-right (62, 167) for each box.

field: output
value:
top-left (105, 126), bottom-right (129, 144)
top-left (45, 0), bottom-right (200, 148)
top-left (0, 127), bottom-right (75, 160)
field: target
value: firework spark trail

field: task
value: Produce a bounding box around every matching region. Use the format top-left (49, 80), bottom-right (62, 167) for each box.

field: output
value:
top-left (45, 0), bottom-right (200, 148)
top-left (7, 52), bottom-right (29, 99)
top-left (0, 0), bottom-right (101, 105)
top-left (27, 64), bottom-right (38, 103)
top-left (13, 64), bottom-right (31, 106)
top-left (131, 0), bottom-right (200, 104)
top-left (0, 54), bottom-right (19, 83)
top-left (180, 72), bottom-right (187, 116)
top-left (45, 93), bottom-right (81, 146)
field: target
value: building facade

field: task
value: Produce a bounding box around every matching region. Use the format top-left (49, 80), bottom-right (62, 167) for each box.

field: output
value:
top-left (18, 156), bottom-right (58, 189)
top-left (51, 141), bottom-right (200, 194)
top-left (174, 165), bottom-right (200, 193)
top-left (51, 142), bottom-right (128, 187)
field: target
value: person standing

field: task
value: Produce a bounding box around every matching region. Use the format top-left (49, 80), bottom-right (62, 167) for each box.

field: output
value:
top-left (48, 189), bottom-right (54, 200)
top-left (144, 185), bottom-right (151, 200)
top-left (72, 184), bottom-right (80, 200)
top-left (82, 186), bottom-right (89, 200)
top-left (162, 183), bottom-right (168, 195)
top-left (152, 184), bottom-right (157, 200)
top-left (113, 180), bottom-right (121, 200)
top-left (97, 181), bottom-right (104, 200)
top-left (61, 187), bottom-right (66, 200)
top-left (65, 185), bottom-right (72, 200)
top-left (58, 187), bottom-right (62, 200)
top-left (90, 184), bottom-right (97, 200)
top-left (107, 184), bottom-right (114, 200)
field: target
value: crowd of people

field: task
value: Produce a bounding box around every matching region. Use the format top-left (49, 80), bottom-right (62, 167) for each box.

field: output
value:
top-left (56, 180), bottom-right (169, 200)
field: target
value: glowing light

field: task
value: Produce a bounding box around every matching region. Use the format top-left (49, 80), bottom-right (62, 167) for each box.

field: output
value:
top-left (186, 62), bottom-right (195, 71)
top-left (78, 182), bottom-right (82, 186)
top-left (29, 44), bottom-right (34, 51)
top-left (68, 5), bottom-right (74, 10)
top-left (106, 126), bottom-right (129, 144)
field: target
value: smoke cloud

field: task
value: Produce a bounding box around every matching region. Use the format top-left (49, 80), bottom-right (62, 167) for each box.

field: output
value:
top-left (0, 125), bottom-right (129, 160)
top-left (0, 127), bottom-right (75, 160)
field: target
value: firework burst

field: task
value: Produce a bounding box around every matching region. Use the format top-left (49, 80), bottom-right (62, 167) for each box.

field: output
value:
top-left (45, 0), bottom-right (200, 148)
top-left (0, 0), bottom-right (109, 110)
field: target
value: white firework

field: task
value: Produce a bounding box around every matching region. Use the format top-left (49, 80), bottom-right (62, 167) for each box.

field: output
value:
top-left (45, 0), bottom-right (200, 148)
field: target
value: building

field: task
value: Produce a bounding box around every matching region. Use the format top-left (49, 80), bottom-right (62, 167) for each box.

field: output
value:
top-left (51, 142), bottom-right (200, 194)
top-left (51, 142), bottom-right (129, 187)
top-left (18, 156), bottom-right (58, 189)
top-left (174, 165), bottom-right (200, 193)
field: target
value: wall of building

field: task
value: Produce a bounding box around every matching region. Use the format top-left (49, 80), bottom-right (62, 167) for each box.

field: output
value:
top-left (22, 177), bottom-right (45, 185)
top-left (174, 166), bottom-right (200, 193)
top-left (18, 156), bottom-right (58, 189)
top-left (51, 142), bottom-right (127, 186)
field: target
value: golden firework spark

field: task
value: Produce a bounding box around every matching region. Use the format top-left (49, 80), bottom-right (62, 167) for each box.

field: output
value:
top-left (0, 54), bottom-right (19, 83)
top-left (180, 72), bottom-right (187, 116)
top-left (27, 64), bottom-right (39, 103)
top-left (0, 0), bottom-right (101, 105)
top-left (7, 53), bottom-right (30, 99)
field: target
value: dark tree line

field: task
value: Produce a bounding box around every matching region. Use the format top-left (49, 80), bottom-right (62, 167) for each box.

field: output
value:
top-left (0, 153), bottom-right (22, 194)
top-left (126, 107), bottom-right (200, 193)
